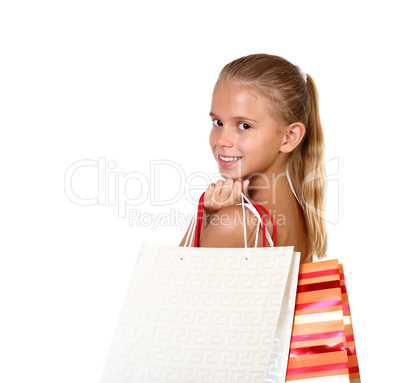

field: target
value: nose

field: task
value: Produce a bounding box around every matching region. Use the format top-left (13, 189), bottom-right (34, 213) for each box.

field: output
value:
top-left (215, 127), bottom-right (234, 148)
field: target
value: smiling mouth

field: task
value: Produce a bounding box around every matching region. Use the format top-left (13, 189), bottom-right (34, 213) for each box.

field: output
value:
top-left (218, 155), bottom-right (242, 162)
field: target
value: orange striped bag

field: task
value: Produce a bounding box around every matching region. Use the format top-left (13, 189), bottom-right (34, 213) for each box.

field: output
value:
top-left (285, 259), bottom-right (360, 382)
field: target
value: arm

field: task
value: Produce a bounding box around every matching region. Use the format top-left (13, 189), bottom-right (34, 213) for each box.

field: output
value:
top-left (179, 204), bottom-right (267, 248)
top-left (199, 205), bottom-right (255, 247)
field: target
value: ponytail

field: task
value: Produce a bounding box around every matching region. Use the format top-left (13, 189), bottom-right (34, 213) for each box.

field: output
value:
top-left (287, 74), bottom-right (327, 259)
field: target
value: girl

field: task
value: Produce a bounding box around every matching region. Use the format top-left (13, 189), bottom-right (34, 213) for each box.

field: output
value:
top-left (181, 54), bottom-right (327, 263)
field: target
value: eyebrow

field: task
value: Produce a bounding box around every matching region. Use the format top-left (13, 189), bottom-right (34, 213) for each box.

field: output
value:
top-left (209, 111), bottom-right (258, 123)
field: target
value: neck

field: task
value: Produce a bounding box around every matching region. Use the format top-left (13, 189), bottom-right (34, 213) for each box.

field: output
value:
top-left (246, 158), bottom-right (289, 206)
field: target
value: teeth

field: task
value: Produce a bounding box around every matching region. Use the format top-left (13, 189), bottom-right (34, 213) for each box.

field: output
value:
top-left (219, 155), bottom-right (241, 162)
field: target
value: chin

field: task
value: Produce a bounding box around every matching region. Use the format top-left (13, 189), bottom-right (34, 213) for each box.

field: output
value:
top-left (219, 170), bottom-right (242, 180)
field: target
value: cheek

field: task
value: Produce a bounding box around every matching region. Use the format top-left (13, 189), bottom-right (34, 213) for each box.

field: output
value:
top-left (241, 136), bottom-right (265, 157)
top-left (243, 134), bottom-right (279, 163)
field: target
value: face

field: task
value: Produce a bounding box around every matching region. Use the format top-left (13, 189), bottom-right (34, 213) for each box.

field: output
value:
top-left (209, 80), bottom-right (287, 181)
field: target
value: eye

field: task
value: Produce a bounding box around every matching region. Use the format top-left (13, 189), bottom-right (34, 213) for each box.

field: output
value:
top-left (238, 123), bottom-right (251, 131)
top-left (212, 119), bottom-right (223, 127)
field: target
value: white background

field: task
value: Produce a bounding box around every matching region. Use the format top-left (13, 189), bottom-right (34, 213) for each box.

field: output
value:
top-left (1, 1), bottom-right (401, 382)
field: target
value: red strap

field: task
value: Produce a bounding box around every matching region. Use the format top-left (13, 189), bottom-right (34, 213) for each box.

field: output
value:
top-left (193, 192), bottom-right (276, 247)
top-left (193, 192), bottom-right (205, 247)
top-left (247, 200), bottom-right (267, 247)
top-left (250, 200), bottom-right (277, 247)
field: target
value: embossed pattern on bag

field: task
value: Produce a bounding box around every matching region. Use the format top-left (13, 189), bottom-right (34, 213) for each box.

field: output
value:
top-left (100, 244), bottom-right (298, 383)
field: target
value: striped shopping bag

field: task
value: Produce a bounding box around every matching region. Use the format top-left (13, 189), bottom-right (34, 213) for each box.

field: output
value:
top-left (285, 259), bottom-right (360, 382)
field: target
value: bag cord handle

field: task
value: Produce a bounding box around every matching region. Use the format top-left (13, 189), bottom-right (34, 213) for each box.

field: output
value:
top-left (193, 192), bottom-right (277, 248)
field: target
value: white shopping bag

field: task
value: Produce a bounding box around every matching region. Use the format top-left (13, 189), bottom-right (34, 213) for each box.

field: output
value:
top-left (266, 250), bottom-right (300, 383)
top-left (100, 243), bottom-right (300, 383)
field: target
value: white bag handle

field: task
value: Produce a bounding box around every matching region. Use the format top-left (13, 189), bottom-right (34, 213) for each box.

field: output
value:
top-left (181, 193), bottom-right (263, 259)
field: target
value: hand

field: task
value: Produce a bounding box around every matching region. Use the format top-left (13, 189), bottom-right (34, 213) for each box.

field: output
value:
top-left (204, 178), bottom-right (250, 214)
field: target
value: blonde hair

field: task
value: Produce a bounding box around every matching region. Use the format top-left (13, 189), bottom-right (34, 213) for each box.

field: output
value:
top-left (218, 54), bottom-right (327, 259)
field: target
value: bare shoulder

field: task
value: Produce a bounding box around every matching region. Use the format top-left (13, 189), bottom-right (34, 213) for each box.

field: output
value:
top-left (199, 205), bottom-right (265, 247)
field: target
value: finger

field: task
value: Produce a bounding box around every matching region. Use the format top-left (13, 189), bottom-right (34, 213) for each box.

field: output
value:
top-left (215, 179), bottom-right (224, 191)
top-left (210, 180), bottom-right (224, 205)
top-left (206, 183), bottom-right (215, 194)
top-left (221, 178), bottom-right (234, 203)
top-left (242, 179), bottom-right (250, 195)
top-left (214, 179), bottom-right (225, 201)
top-left (232, 180), bottom-right (243, 204)
top-left (204, 184), bottom-right (215, 206)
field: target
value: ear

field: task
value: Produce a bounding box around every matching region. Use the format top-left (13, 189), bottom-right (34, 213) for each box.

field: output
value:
top-left (280, 122), bottom-right (306, 153)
